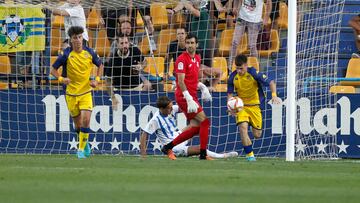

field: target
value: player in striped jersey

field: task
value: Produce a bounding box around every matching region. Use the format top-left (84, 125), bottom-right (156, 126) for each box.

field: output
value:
top-left (140, 96), bottom-right (238, 159)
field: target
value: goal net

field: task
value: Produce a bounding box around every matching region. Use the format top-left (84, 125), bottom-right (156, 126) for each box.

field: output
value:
top-left (0, 0), bottom-right (345, 159)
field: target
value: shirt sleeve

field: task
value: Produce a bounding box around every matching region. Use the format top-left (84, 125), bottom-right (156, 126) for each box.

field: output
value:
top-left (52, 53), bottom-right (67, 70)
top-left (175, 56), bottom-right (186, 74)
top-left (142, 117), bottom-right (159, 135)
top-left (227, 71), bottom-right (236, 93)
top-left (91, 50), bottom-right (102, 67)
top-left (249, 67), bottom-right (272, 87)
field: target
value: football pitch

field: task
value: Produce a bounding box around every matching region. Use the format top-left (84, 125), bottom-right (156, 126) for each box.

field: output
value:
top-left (0, 155), bottom-right (359, 203)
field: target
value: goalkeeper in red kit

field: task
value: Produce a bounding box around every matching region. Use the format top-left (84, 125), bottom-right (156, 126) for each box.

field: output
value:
top-left (161, 33), bottom-right (213, 160)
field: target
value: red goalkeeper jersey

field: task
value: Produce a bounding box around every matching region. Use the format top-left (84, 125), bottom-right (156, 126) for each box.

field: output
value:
top-left (174, 51), bottom-right (201, 101)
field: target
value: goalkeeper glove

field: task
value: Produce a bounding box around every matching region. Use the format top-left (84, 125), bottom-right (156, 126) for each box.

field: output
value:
top-left (198, 82), bottom-right (212, 102)
top-left (183, 90), bottom-right (199, 113)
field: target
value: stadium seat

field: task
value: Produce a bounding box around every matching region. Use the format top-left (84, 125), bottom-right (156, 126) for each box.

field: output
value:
top-left (144, 57), bottom-right (165, 77)
top-left (340, 58), bottom-right (360, 86)
top-left (0, 55), bottom-right (11, 74)
top-left (219, 29), bottom-right (248, 57)
top-left (163, 83), bottom-right (174, 92)
top-left (50, 28), bottom-right (63, 56)
top-left (258, 29), bottom-right (280, 57)
top-left (0, 82), bottom-right (8, 90)
top-left (277, 2), bottom-right (288, 29)
top-left (329, 85), bottom-right (356, 94)
top-left (139, 36), bottom-right (150, 55)
top-left (52, 15), bottom-right (65, 28)
top-left (155, 29), bottom-right (176, 56)
top-left (212, 57), bottom-right (228, 81)
top-left (247, 57), bottom-right (260, 71)
top-left (150, 3), bottom-right (168, 30)
top-left (86, 8), bottom-right (101, 28)
top-left (231, 56), bottom-right (259, 72)
top-left (213, 84), bottom-right (227, 92)
top-left (216, 12), bottom-right (227, 30)
top-left (136, 11), bottom-right (144, 27)
top-left (90, 29), bottom-right (111, 57)
top-left (168, 59), bottom-right (175, 76)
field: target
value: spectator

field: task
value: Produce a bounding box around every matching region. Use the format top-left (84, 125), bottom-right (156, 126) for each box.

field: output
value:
top-left (108, 17), bottom-right (135, 62)
top-left (105, 34), bottom-right (152, 93)
top-left (229, 0), bottom-right (272, 70)
top-left (90, 0), bottom-right (134, 42)
top-left (44, 0), bottom-right (89, 48)
top-left (211, 0), bottom-right (236, 29)
top-left (349, 13), bottom-right (360, 58)
top-left (166, 27), bottom-right (222, 91)
top-left (170, 0), bottom-right (226, 67)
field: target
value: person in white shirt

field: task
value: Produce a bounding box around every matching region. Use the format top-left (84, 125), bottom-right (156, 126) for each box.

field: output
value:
top-left (228, 0), bottom-right (272, 70)
top-left (140, 95), bottom-right (238, 159)
top-left (44, 0), bottom-right (89, 48)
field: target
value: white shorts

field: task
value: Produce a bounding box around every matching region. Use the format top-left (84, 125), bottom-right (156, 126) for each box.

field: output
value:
top-left (172, 141), bottom-right (189, 157)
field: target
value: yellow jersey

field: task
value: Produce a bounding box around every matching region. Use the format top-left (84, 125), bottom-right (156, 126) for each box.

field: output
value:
top-left (53, 46), bottom-right (102, 96)
top-left (227, 67), bottom-right (272, 105)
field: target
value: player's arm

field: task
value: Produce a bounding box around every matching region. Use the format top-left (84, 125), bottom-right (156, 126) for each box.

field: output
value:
top-left (90, 63), bottom-right (103, 88)
top-left (269, 80), bottom-right (281, 104)
top-left (51, 54), bottom-right (70, 85)
top-left (140, 131), bottom-right (148, 158)
top-left (197, 82), bottom-right (212, 102)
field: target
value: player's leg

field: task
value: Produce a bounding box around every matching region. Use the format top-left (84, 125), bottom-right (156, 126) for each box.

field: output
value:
top-left (65, 95), bottom-right (86, 158)
top-left (186, 145), bottom-right (238, 158)
top-left (248, 105), bottom-right (263, 139)
top-left (236, 107), bottom-right (256, 161)
top-left (77, 93), bottom-right (93, 158)
top-left (238, 122), bottom-right (256, 161)
top-left (194, 111), bottom-right (210, 160)
top-left (162, 125), bottom-right (200, 160)
top-left (162, 100), bottom-right (201, 159)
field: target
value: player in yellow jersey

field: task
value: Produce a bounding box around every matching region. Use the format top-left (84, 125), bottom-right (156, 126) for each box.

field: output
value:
top-left (227, 54), bottom-right (281, 161)
top-left (51, 26), bottom-right (104, 159)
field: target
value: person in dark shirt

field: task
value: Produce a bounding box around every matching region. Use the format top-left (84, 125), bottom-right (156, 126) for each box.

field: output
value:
top-left (105, 34), bottom-right (152, 92)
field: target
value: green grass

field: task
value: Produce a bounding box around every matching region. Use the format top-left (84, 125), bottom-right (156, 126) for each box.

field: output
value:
top-left (0, 155), bottom-right (359, 203)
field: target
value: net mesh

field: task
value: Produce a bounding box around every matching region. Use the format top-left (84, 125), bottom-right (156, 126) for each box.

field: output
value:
top-left (0, 0), bottom-right (347, 159)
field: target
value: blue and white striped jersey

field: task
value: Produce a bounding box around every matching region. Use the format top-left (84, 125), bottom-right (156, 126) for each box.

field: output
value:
top-left (142, 105), bottom-right (182, 145)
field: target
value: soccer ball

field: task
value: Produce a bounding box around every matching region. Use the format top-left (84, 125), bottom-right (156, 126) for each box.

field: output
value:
top-left (227, 97), bottom-right (243, 112)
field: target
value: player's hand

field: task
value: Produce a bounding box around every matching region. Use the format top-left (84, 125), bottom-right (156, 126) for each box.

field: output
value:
top-left (62, 78), bottom-right (70, 85)
top-left (187, 99), bottom-right (199, 113)
top-left (271, 96), bottom-right (282, 105)
top-left (111, 96), bottom-right (119, 111)
top-left (183, 90), bottom-right (199, 113)
top-left (201, 87), bottom-right (212, 102)
top-left (90, 80), bottom-right (98, 88)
